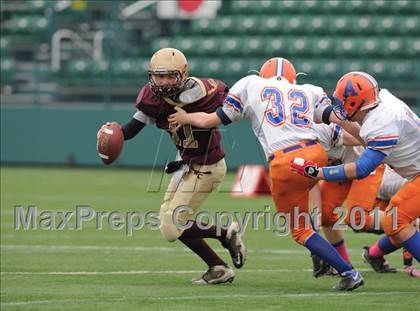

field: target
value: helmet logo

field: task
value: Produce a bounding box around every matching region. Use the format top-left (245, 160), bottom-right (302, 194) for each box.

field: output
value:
top-left (344, 80), bottom-right (357, 98)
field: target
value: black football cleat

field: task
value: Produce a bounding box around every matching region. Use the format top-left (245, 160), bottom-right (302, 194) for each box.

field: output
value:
top-left (363, 246), bottom-right (397, 273)
top-left (311, 254), bottom-right (337, 278)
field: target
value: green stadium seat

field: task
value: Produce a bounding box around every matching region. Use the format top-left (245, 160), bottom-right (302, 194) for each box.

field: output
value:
top-left (322, 0), bottom-right (343, 13)
top-left (112, 59), bottom-right (141, 77)
top-left (191, 19), bottom-right (214, 35)
top-left (298, 59), bottom-right (320, 77)
top-left (200, 37), bottom-right (221, 55)
top-left (331, 16), bottom-right (351, 34)
top-left (335, 38), bottom-right (360, 56)
top-left (307, 16), bottom-right (328, 34)
top-left (377, 16), bottom-right (400, 35)
top-left (242, 37), bottom-right (264, 55)
top-left (389, 60), bottom-right (415, 79)
top-left (343, 0), bottom-right (366, 13)
top-left (262, 37), bottom-right (290, 57)
top-left (289, 37), bottom-right (312, 56)
top-left (366, 60), bottom-right (387, 79)
top-left (342, 59), bottom-right (365, 73)
top-left (235, 16), bottom-right (259, 35)
top-left (383, 38), bottom-right (406, 57)
top-left (312, 37), bottom-right (335, 57)
top-left (361, 37), bottom-right (382, 57)
top-left (223, 58), bottom-right (246, 77)
top-left (152, 38), bottom-right (175, 51)
top-left (0, 58), bottom-right (16, 84)
top-left (220, 37), bottom-right (242, 55)
top-left (187, 58), bottom-right (199, 76)
top-left (281, 16), bottom-right (308, 34)
top-left (68, 60), bottom-right (93, 77)
top-left (317, 59), bottom-right (341, 78)
top-left (0, 37), bottom-right (11, 57)
top-left (174, 37), bottom-right (196, 56)
top-left (400, 16), bottom-right (420, 35)
top-left (91, 61), bottom-right (109, 77)
top-left (216, 16), bottom-right (235, 34)
top-left (9, 16), bottom-right (49, 34)
top-left (230, 0), bottom-right (253, 14)
top-left (27, 0), bottom-right (51, 12)
top-left (390, 0), bottom-right (415, 13)
top-left (274, 0), bottom-right (302, 13)
top-left (200, 58), bottom-right (224, 77)
top-left (300, 0), bottom-right (323, 13)
top-left (261, 0), bottom-right (280, 13)
top-left (367, 0), bottom-right (391, 13)
top-left (406, 38), bottom-right (420, 57)
top-left (260, 16), bottom-right (283, 35)
top-left (354, 16), bottom-right (374, 35)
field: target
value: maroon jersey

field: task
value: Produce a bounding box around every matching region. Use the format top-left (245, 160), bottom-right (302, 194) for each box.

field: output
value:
top-left (135, 78), bottom-right (228, 165)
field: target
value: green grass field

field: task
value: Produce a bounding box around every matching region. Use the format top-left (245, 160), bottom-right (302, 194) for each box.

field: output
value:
top-left (1, 167), bottom-right (419, 310)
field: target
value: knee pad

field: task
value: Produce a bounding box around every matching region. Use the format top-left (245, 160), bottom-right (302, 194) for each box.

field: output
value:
top-left (159, 210), bottom-right (182, 242)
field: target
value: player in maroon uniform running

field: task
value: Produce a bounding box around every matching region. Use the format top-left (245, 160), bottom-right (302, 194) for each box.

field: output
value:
top-left (100, 48), bottom-right (246, 284)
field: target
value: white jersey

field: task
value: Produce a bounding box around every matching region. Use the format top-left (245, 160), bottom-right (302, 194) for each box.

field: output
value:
top-left (360, 89), bottom-right (420, 179)
top-left (315, 123), bottom-right (407, 200)
top-left (219, 75), bottom-right (330, 158)
top-left (314, 123), bottom-right (363, 164)
top-left (377, 165), bottom-right (407, 201)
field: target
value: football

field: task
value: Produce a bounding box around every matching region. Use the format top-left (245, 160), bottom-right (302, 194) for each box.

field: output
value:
top-left (96, 122), bottom-right (124, 165)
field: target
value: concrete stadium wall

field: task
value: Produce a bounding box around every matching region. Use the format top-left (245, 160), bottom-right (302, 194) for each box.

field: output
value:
top-left (1, 106), bottom-right (266, 168)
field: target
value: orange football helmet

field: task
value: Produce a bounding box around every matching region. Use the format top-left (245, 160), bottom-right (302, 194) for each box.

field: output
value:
top-left (260, 57), bottom-right (296, 84)
top-left (333, 71), bottom-right (380, 120)
top-left (259, 57), bottom-right (297, 84)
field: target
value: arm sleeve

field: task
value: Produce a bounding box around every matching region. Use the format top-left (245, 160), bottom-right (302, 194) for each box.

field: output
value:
top-left (122, 116), bottom-right (147, 140)
top-left (216, 107), bottom-right (232, 125)
top-left (354, 148), bottom-right (386, 179)
top-left (321, 148), bottom-right (385, 181)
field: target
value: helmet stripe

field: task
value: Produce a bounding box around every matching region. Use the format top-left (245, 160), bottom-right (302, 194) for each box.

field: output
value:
top-left (351, 71), bottom-right (378, 89)
top-left (276, 58), bottom-right (283, 77)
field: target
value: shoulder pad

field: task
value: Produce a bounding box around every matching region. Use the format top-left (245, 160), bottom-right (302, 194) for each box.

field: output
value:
top-left (178, 77), bottom-right (207, 104)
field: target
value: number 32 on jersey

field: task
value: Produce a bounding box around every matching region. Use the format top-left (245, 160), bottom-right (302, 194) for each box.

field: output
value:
top-left (262, 87), bottom-right (311, 128)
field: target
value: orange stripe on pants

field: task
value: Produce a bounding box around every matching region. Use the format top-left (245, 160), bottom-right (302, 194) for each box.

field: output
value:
top-left (270, 142), bottom-right (327, 245)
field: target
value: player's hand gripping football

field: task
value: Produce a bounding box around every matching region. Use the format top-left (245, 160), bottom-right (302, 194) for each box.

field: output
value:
top-left (168, 107), bottom-right (189, 129)
top-left (291, 157), bottom-right (320, 179)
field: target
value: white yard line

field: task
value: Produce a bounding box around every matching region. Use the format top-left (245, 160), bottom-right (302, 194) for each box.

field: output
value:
top-left (1, 292), bottom-right (417, 307)
top-left (1, 244), bottom-right (373, 254)
top-left (0, 268), bottom-right (383, 275)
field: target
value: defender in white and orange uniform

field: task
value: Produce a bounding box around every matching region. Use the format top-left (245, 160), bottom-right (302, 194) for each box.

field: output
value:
top-left (292, 71), bottom-right (420, 265)
top-left (169, 58), bottom-right (364, 291)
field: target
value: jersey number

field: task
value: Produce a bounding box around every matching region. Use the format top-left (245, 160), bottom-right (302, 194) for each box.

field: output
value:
top-left (262, 87), bottom-right (310, 127)
top-left (169, 124), bottom-right (198, 148)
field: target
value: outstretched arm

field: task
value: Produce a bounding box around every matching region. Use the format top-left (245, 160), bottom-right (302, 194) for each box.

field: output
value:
top-left (292, 148), bottom-right (385, 181)
top-left (168, 107), bottom-right (222, 128)
top-left (329, 113), bottom-right (364, 146)
top-left (342, 129), bottom-right (362, 146)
